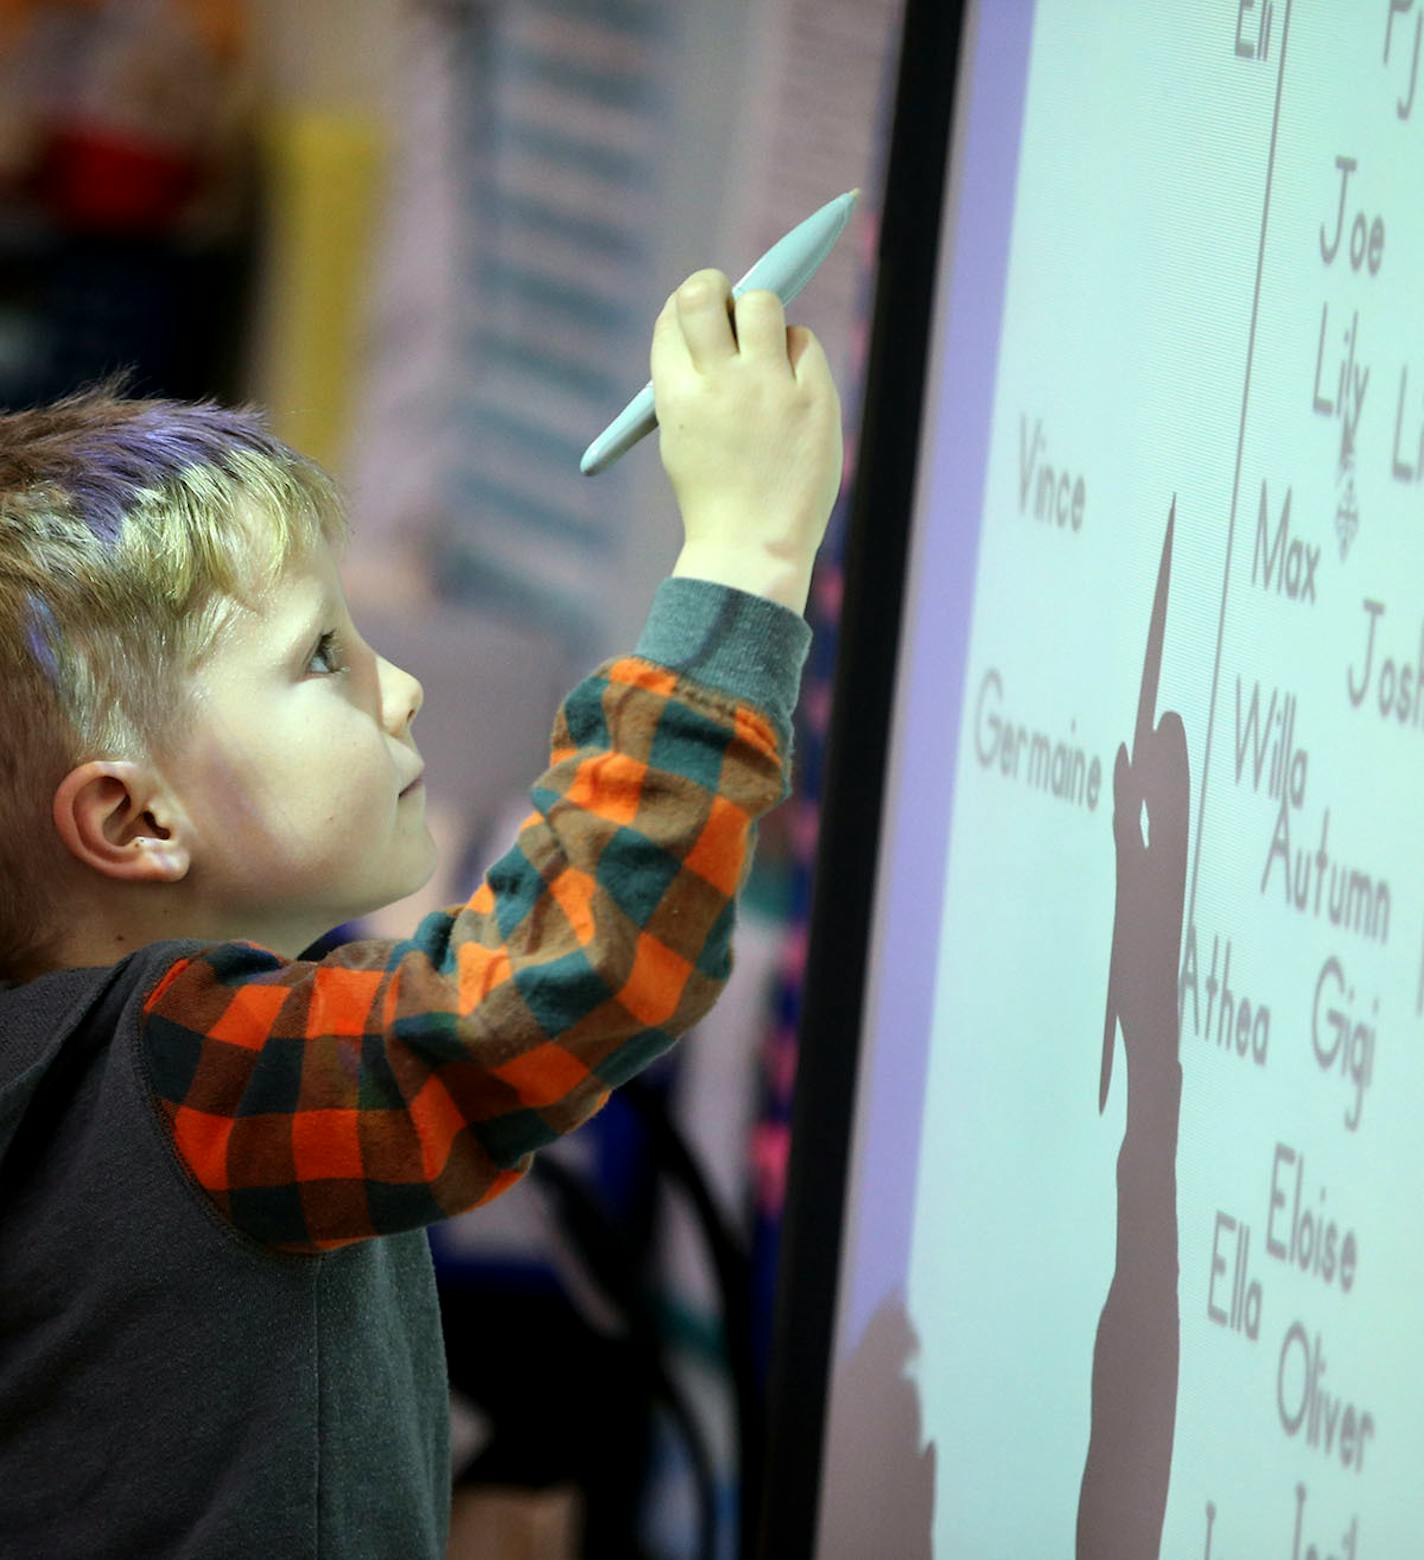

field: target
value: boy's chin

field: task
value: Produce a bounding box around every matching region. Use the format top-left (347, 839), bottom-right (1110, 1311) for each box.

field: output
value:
top-left (353, 852), bottom-right (445, 939)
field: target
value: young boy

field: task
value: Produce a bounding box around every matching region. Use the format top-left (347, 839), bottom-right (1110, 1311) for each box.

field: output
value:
top-left (0, 269), bottom-right (843, 1557)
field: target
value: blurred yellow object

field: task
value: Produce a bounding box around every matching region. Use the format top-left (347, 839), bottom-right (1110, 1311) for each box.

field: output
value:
top-left (256, 108), bottom-right (386, 473)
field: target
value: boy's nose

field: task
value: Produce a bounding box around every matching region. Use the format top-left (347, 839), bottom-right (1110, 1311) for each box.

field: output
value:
top-left (379, 656), bottom-right (423, 731)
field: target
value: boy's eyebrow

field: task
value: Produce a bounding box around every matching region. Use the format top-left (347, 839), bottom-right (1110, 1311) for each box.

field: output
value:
top-left (277, 585), bottom-right (339, 667)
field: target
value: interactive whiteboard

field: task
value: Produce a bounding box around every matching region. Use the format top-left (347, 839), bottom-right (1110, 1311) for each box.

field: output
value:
top-left (813, 2), bottom-right (1424, 1554)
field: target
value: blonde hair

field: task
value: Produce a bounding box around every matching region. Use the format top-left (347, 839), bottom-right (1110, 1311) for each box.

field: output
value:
top-left (0, 377), bottom-right (351, 981)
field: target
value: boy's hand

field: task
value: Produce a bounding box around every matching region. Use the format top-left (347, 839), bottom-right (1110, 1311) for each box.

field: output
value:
top-left (651, 268), bottom-right (844, 615)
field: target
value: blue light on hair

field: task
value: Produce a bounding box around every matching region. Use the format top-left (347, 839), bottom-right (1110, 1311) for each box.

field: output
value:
top-left (65, 402), bottom-right (294, 547)
top-left (24, 592), bottom-right (59, 686)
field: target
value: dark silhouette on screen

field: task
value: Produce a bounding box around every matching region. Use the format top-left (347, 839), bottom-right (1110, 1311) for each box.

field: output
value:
top-left (1077, 505), bottom-right (1189, 1560)
top-left (819, 1293), bottom-right (935, 1559)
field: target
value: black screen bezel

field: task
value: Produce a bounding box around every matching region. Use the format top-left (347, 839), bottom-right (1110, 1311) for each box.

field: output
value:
top-left (753, 1), bottom-right (973, 1554)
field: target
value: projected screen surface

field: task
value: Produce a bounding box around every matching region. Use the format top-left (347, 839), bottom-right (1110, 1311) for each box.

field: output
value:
top-left (817, 2), bottom-right (1423, 1555)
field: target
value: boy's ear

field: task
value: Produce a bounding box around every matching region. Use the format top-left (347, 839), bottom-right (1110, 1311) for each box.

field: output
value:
top-left (51, 761), bottom-right (190, 882)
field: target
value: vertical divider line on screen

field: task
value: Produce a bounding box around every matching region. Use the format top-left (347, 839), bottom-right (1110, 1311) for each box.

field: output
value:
top-left (1184, 0), bottom-right (1295, 948)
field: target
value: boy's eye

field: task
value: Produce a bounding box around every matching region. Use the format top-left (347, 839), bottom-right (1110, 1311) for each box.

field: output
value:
top-left (309, 629), bottom-right (347, 676)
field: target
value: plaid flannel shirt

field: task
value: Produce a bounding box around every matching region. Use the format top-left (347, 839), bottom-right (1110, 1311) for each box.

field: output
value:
top-left (136, 579), bottom-right (809, 1255)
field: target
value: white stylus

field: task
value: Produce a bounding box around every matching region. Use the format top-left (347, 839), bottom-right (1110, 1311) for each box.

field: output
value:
top-left (580, 188), bottom-right (861, 476)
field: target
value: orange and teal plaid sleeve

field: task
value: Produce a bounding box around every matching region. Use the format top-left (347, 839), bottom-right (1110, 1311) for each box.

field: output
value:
top-left (139, 578), bottom-right (812, 1254)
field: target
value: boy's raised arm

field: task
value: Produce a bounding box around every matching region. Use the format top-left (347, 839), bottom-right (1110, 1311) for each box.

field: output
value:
top-left (137, 269), bottom-right (840, 1253)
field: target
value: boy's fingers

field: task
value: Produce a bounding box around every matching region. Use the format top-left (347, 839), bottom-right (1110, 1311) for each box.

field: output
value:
top-left (651, 291), bottom-right (692, 382)
top-left (786, 324), bottom-right (829, 386)
top-left (733, 290), bottom-right (791, 374)
top-left (675, 269), bottom-right (737, 373)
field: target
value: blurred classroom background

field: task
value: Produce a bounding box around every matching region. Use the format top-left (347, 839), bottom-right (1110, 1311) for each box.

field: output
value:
top-left (0, 0), bottom-right (904, 1553)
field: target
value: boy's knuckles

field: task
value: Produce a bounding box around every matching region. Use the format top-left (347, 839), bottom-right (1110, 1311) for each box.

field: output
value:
top-left (678, 269), bottom-right (730, 304)
top-left (737, 289), bottom-right (781, 313)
